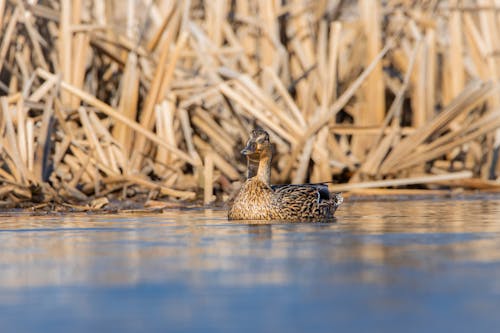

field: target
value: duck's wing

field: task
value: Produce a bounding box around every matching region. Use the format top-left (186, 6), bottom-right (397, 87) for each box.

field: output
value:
top-left (271, 183), bottom-right (331, 201)
top-left (269, 184), bottom-right (342, 220)
top-left (272, 184), bottom-right (328, 204)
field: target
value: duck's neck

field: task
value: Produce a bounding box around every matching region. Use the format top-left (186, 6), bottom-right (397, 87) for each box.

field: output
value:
top-left (256, 152), bottom-right (272, 185)
top-left (246, 155), bottom-right (260, 179)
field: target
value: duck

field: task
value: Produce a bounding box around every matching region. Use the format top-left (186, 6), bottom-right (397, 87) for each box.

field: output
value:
top-left (228, 128), bottom-right (343, 221)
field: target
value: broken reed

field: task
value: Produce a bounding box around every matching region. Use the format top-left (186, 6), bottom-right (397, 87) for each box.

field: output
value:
top-left (1, 0), bottom-right (500, 207)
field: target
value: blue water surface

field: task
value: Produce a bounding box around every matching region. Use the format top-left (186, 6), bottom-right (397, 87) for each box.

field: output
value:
top-left (0, 199), bottom-right (499, 333)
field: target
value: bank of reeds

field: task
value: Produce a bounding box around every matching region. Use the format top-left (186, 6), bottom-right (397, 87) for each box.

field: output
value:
top-left (1, 0), bottom-right (500, 208)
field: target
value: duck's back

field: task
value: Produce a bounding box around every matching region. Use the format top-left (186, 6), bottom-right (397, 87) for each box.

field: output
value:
top-left (271, 184), bottom-right (341, 221)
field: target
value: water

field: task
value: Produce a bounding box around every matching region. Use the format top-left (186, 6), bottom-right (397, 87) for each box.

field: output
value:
top-left (1, 198), bottom-right (500, 333)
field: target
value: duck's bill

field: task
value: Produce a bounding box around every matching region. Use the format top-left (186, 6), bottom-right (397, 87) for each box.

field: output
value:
top-left (241, 145), bottom-right (256, 155)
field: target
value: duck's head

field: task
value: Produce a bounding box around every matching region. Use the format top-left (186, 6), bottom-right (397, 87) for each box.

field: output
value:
top-left (241, 128), bottom-right (272, 159)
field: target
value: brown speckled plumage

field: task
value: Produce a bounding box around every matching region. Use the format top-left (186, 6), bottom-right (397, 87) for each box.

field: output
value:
top-left (228, 128), bottom-right (343, 221)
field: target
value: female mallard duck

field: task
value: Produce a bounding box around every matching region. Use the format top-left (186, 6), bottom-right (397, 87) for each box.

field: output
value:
top-left (228, 128), bottom-right (343, 221)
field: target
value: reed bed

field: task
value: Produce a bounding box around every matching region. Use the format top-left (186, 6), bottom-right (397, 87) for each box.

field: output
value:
top-left (1, 0), bottom-right (500, 208)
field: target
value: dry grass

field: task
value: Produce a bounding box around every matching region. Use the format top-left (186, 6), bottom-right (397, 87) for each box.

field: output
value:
top-left (1, 0), bottom-right (500, 207)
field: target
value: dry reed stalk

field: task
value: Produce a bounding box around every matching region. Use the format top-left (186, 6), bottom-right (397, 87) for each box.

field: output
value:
top-left (1, 97), bottom-right (30, 184)
top-left (131, 25), bottom-right (185, 170)
top-left (5, 93), bottom-right (20, 104)
top-left (52, 136), bottom-right (71, 171)
top-left (12, 185), bottom-right (31, 200)
top-left (317, 20), bottom-right (329, 113)
top-left (0, 185), bottom-right (16, 198)
top-left (0, 0), bottom-right (5, 28)
top-left (26, 118), bottom-right (34, 172)
top-left (220, 22), bottom-right (253, 73)
top-left (59, 0), bottom-right (72, 105)
top-left (477, 0), bottom-right (500, 177)
top-left (446, 0), bottom-right (465, 103)
top-left (328, 126), bottom-right (414, 136)
top-left (33, 95), bottom-right (55, 183)
top-left (358, 39), bottom-right (421, 176)
top-left (28, 76), bottom-right (57, 102)
top-left (379, 81), bottom-right (495, 173)
top-left (281, 40), bottom-right (393, 180)
top-left (257, 0), bottom-right (277, 71)
top-left (304, 40), bottom-right (394, 142)
top-left (15, 52), bottom-right (29, 84)
top-left (154, 101), bottom-right (174, 160)
top-left (327, 133), bottom-right (354, 170)
top-left (263, 67), bottom-right (306, 127)
top-left (179, 0), bottom-right (191, 33)
top-left (310, 128), bottom-right (331, 183)
top-left (353, 0), bottom-right (385, 156)
top-left (61, 182), bottom-right (88, 201)
top-left (0, 167), bottom-right (16, 183)
top-left (157, 31), bottom-right (189, 100)
top-left (346, 188), bottom-right (451, 197)
top-left (18, 3), bottom-right (49, 72)
top-left (179, 82), bottom-right (221, 110)
top-left (463, 13), bottom-right (488, 80)
top-left (234, 1), bottom-right (253, 65)
top-left (359, 130), bottom-right (398, 178)
top-left (69, 146), bottom-right (97, 183)
top-left (293, 138), bottom-right (314, 184)
top-left (88, 112), bottom-right (121, 152)
top-left (326, 21), bottom-right (342, 108)
top-left (193, 135), bottom-right (240, 180)
top-left (439, 177), bottom-right (500, 190)
top-left (418, 110), bottom-right (500, 156)
top-left (78, 107), bottom-right (109, 166)
top-left (395, 111), bottom-right (500, 172)
top-left (16, 99), bottom-right (27, 166)
top-left (147, 1), bottom-right (176, 51)
top-left (25, 4), bottom-right (59, 22)
top-left (188, 22), bottom-right (225, 83)
top-left (207, 0), bottom-right (225, 48)
top-left (203, 152), bottom-right (214, 205)
top-left (36, 68), bottom-right (199, 166)
top-left (411, 29), bottom-right (426, 127)
top-left (424, 28), bottom-right (436, 123)
top-left (125, 174), bottom-right (196, 200)
top-left (0, 6), bottom-right (19, 74)
top-left (178, 108), bottom-right (200, 162)
top-left (88, 38), bottom-right (127, 66)
top-left (191, 107), bottom-right (234, 156)
top-left (219, 83), bottom-right (296, 144)
top-left (93, 0), bottom-right (105, 25)
top-left (66, 153), bottom-right (91, 189)
top-left (478, 0), bottom-right (499, 91)
top-left (330, 171), bottom-right (473, 192)
top-left (104, 145), bottom-right (119, 175)
top-left (113, 52), bottom-right (140, 154)
top-left (70, 25), bottom-right (90, 108)
top-left (71, 143), bottom-right (118, 186)
top-left (0, 97), bottom-right (35, 184)
top-left (236, 74), bottom-right (304, 136)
